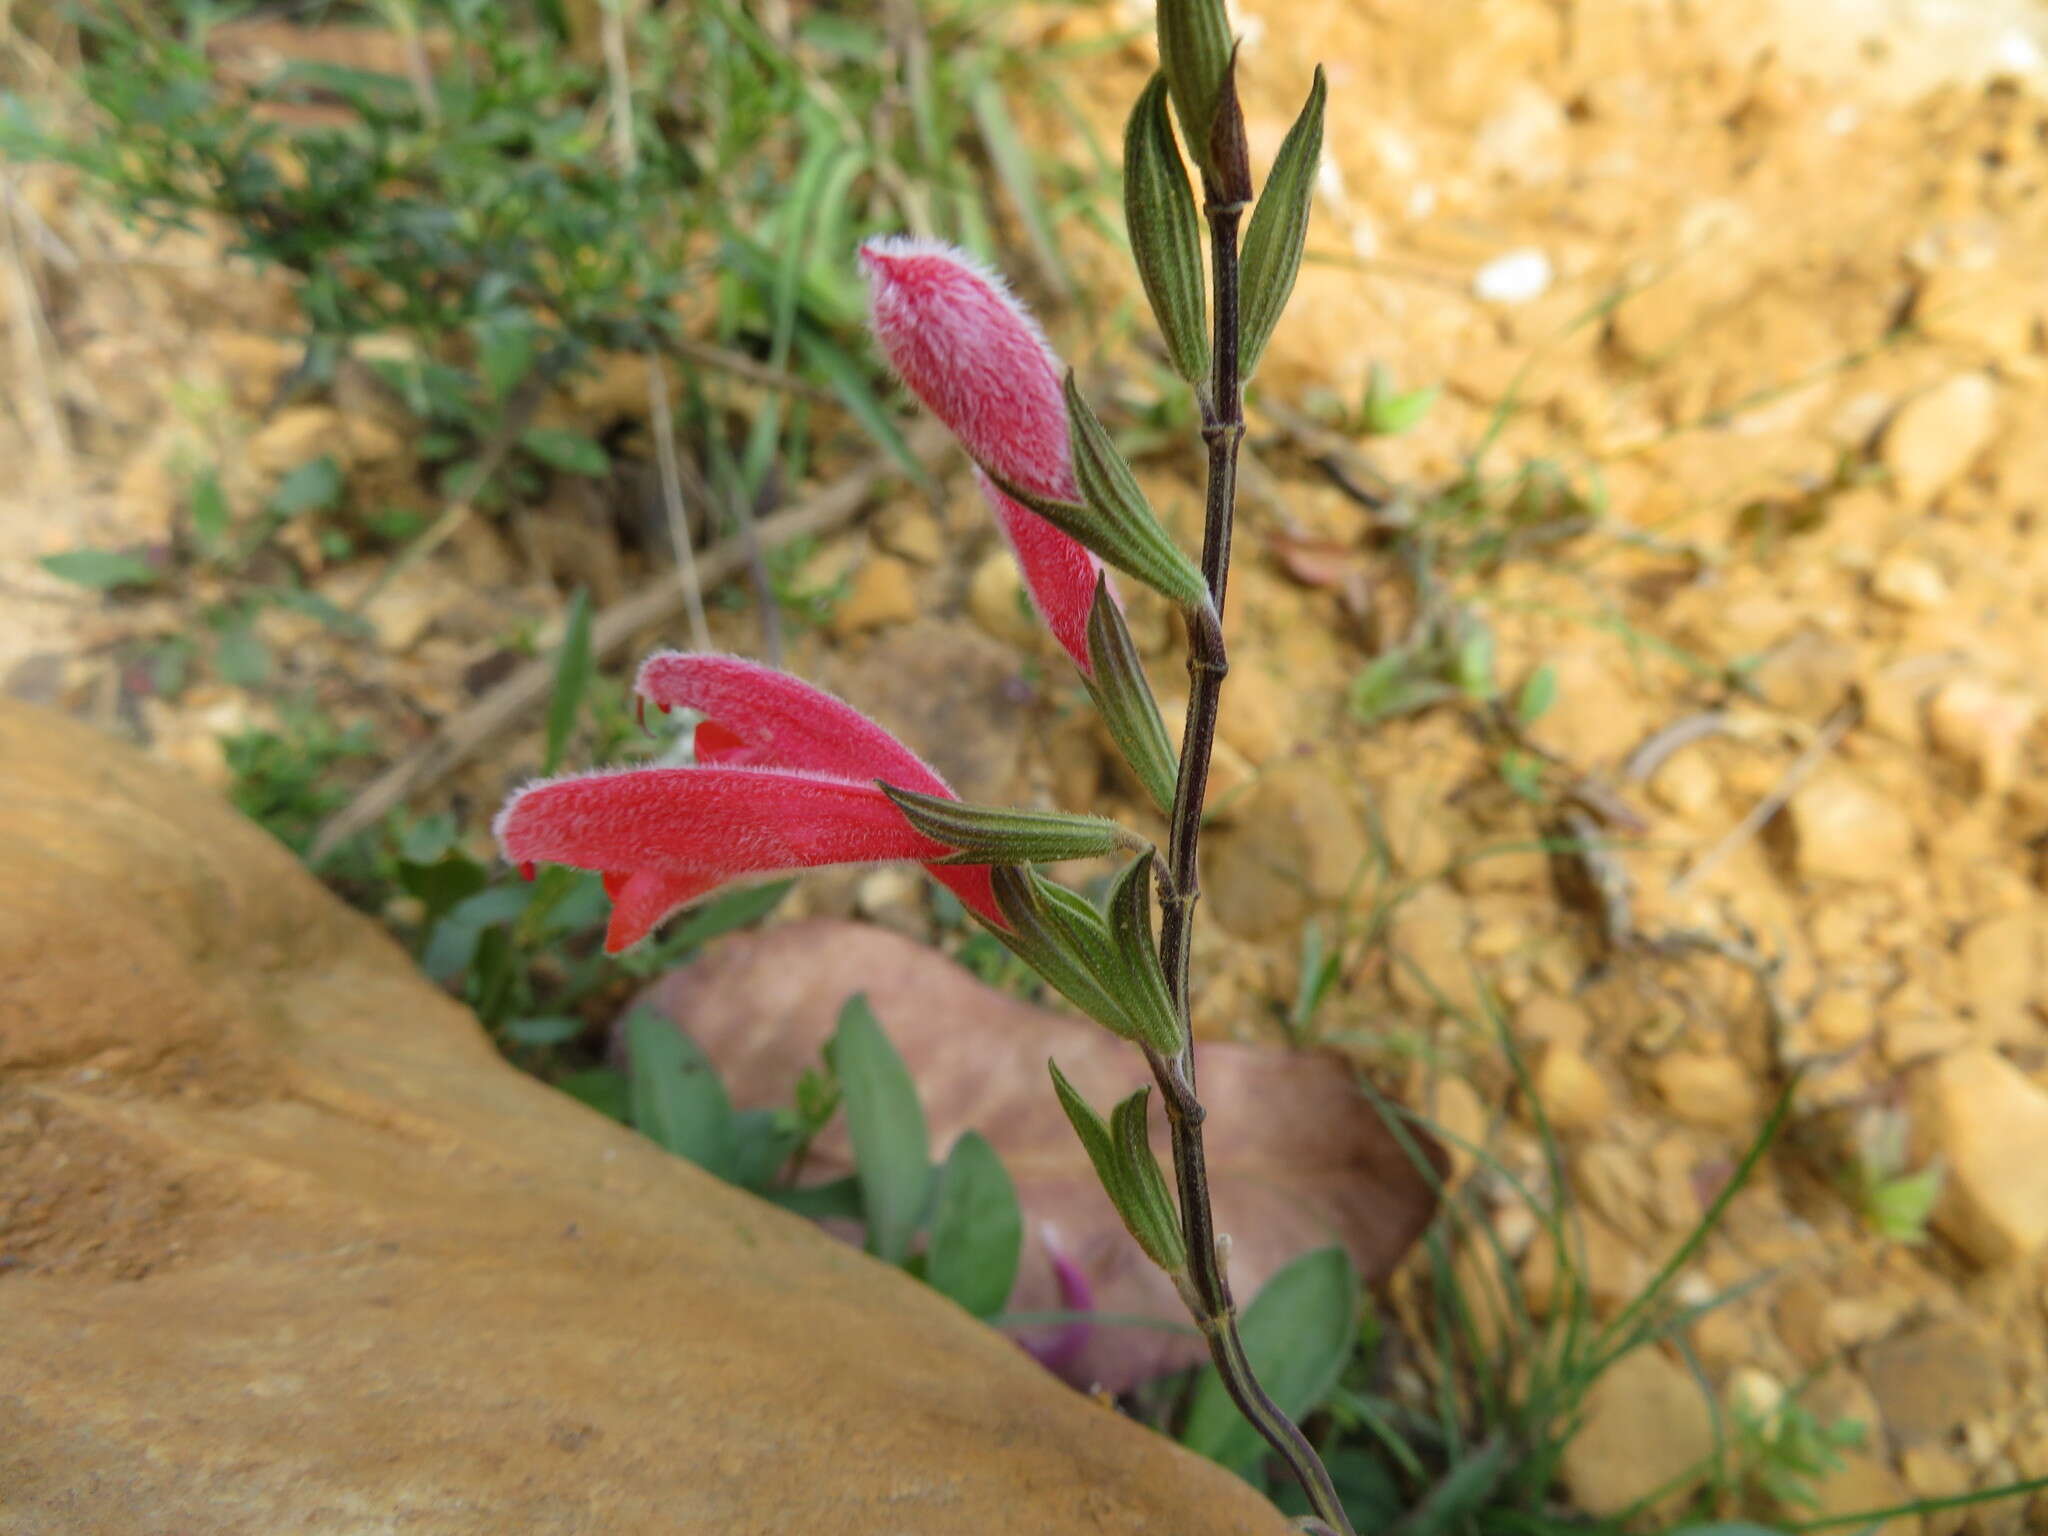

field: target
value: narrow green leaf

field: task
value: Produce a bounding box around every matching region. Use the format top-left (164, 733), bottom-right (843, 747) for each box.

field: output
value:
top-left (504, 1014), bottom-right (583, 1047)
top-left (767, 1174), bottom-right (866, 1222)
top-left (660, 878), bottom-right (794, 952)
top-left (1515, 663), bottom-right (1559, 725)
top-left (1123, 74), bottom-right (1207, 383)
top-left (477, 317), bottom-right (536, 404)
top-left (542, 588), bottom-right (593, 775)
top-left (1103, 855), bottom-right (1183, 1057)
top-left (793, 324), bottom-right (932, 491)
top-left (1049, 1058), bottom-right (1120, 1194)
top-left (625, 1007), bottom-right (739, 1180)
top-left (988, 868), bottom-right (1131, 1037)
top-left (1108, 1088), bottom-right (1186, 1272)
top-left (969, 73), bottom-right (1069, 301)
top-left (727, 1108), bottom-right (803, 1193)
top-left (211, 610), bottom-right (271, 688)
top-left (270, 455), bottom-right (344, 517)
top-left (926, 1131), bottom-right (1023, 1318)
top-left (521, 426), bottom-right (611, 477)
top-left (1083, 576), bottom-right (1178, 814)
top-left (556, 1067), bottom-right (628, 1122)
top-left (833, 994), bottom-right (931, 1264)
top-left (39, 548), bottom-right (156, 590)
top-left (1155, 0), bottom-right (1233, 182)
top-left (1238, 66), bottom-right (1327, 382)
top-left (189, 469), bottom-right (229, 555)
top-left (1180, 1245), bottom-right (1358, 1471)
top-left (880, 783), bottom-right (1135, 865)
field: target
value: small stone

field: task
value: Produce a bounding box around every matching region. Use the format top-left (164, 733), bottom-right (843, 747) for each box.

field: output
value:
top-left (1956, 907), bottom-right (2047, 1044)
top-left (967, 550), bottom-right (1037, 650)
top-left (1920, 1047), bottom-right (2048, 1266)
top-left (1536, 1045), bottom-right (1611, 1131)
top-left (1203, 764), bottom-right (1371, 939)
top-left (1881, 373), bottom-right (1998, 506)
top-left (1558, 1349), bottom-right (1715, 1518)
top-left (1861, 1318), bottom-right (2010, 1447)
top-left (1651, 1050), bottom-right (1761, 1128)
top-left (1926, 678), bottom-right (2039, 796)
top-left (854, 867), bottom-right (922, 921)
top-left (830, 556), bottom-right (919, 637)
top-left (1216, 664), bottom-right (1288, 765)
top-left (1649, 750), bottom-right (1720, 818)
top-left (1913, 266), bottom-right (2043, 360)
top-left (1516, 994), bottom-right (1592, 1053)
top-left (1474, 247), bottom-right (1553, 305)
top-left (1810, 991), bottom-right (1876, 1049)
top-left (1797, 1454), bottom-right (1922, 1536)
top-left (1727, 1365), bottom-right (1787, 1421)
top-left (1382, 882), bottom-right (1481, 1015)
top-left (874, 507), bottom-right (945, 566)
top-left (1783, 771), bottom-right (1916, 883)
top-left (207, 330), bottom-right (300, 412)
top-left (246, 405), bottom-right (347, 479)
top-left (1870, 552), bottom-right (1950, 612)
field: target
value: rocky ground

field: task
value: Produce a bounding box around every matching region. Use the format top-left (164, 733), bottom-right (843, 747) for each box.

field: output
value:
top-left (6, 0), bottom-right (2048, 1529)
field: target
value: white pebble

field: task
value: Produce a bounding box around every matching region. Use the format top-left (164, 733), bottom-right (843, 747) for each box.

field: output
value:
top-left (1474, 247), bottom-right (1552, 305)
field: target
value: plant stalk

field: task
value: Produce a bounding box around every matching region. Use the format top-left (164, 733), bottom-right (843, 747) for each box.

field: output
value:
top-left (1145, 186), bottom-right (1356, 1535)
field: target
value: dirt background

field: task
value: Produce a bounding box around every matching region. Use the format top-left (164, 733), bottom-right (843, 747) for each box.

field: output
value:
top-left (5, 0), bottom-right (2048, 1528)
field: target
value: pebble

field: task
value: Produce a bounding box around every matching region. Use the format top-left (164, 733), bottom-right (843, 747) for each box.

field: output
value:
top-left (1784, 771), bottom-right (1917, 883)
top-left (1956, 907), bottom-right (2047, 1044)
top-left (1536, 1044), bottom-right (1612, 1131)
top-left (1926, 678), bottom-right (2038, 796)
top-left (1651, 1049), bottom-right (1762, 1128)
top-left (1880, 373), bottom-right (1998, 506)
top-left (874, 508), bottom-right (946, 566)
top-left (829, 556), bottom-right (920, 637)
top-left (1557, 1348), bottom-right (1715, 1518)
top-left (967, 550), bottom-right (1038, 650)
top-left (1473, 247), bottom-right (1554, 305)
top-left (1920, 1047), bottom-right (2048, 1266)
top-left (1870, 551), bottom-right (1950, 612)
top-left (246, 405), bottom-right (347, 479)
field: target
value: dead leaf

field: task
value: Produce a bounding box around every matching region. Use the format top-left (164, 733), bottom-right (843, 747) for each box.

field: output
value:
top-left (632, 919), bottom-right (1442, 1393)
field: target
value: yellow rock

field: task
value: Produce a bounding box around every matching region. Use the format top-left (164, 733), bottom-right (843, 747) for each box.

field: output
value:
top-left (0, 701), bottom-right (1286, 1536)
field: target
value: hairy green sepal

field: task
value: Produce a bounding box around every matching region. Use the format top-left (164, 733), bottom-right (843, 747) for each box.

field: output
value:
top-left (1049, 1062), bottom-right (1188, 1273)
top-left (1239, 66), bottom-right (1327, 381)
top-left (1082, 576), bottom-right (1178, 815)
top-left (1124, 74), bottom-right (1208, 385)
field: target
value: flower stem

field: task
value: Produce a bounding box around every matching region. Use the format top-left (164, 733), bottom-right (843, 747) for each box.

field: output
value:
top-left (1145, 171), bottom-right (1357, 1535)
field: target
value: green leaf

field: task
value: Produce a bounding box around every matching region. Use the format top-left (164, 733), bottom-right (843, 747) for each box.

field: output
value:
top-left (521, 426), bottom-right (611, 477)
top-left (503, 1014), bottom-right (583, 1047)
top-left (1083, 575), bottom-right (1178, 814)
top-left (625, 1006), bottom-right (738, 1179)
top-left (542, 588), bottom-right (593, 775)
top-left (1049, 1058), bottom-right (1119, 1192)
top-left (477, 316), bottom-right (536, 403)
top-left (832, 994), bottom-right (931, 1264)
top-left (39, 548), bottom-right (156, 590)
top-left (727, 1108), bottom-right (803, 1193)
top-left (1667, 1526), bottom-right (1790, 1536)
top-left (189, 468), bottom-right (229, 555)
top-left (1515, 663), bottom-right (1559, 725)
top-left (1359, 363), bottom-right (1440, 436)
top-left (1867, 1164), bottom-right (1943, 1243)
top-left (270, 455), bottom-right (344, 517)
top-left (1180, 1245), bottom-right (1358, 1472)
top-left (1238, 66), bottom-right (1327, 382)
top-left (1155, 0), bottom-right (1234, 182)
top-left (879, 784), bottom-right (1136, 865)
top-left (925, 1131), bottom-right (1023, 1318)
top-left (1108, 1088), bottom-right (1186, 1272)
top-left (659, 879), bottom-right (795, 952)
top-left (1103, 855), bottom-right (1183, 1058)
top-left (767, 1175), bottom-right (866, 1223)
top-left (1123, 74), bottom-right (1207, 383)
top-left (556, 1067), bottom-right (628, 1122)
top-left (211, 609), bottom-right (271, 688)
top-left (1455, 623), bottom-right (1496, 701)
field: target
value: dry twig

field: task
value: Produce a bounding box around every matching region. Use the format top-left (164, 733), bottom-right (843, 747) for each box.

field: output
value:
top-left (1667, 699), bottom-right (1858, 901)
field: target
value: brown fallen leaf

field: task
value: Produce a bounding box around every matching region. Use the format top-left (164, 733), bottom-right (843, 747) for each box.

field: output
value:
top-left (633, 919), bottom-right (1443, 1393)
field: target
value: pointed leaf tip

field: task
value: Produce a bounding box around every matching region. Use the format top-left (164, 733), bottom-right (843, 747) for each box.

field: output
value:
top-left (1239, 65), bottom-right (1327, 381)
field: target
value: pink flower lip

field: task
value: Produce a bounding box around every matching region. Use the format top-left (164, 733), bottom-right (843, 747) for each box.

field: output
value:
top-left (495, 654), bottom-right (1001, 952)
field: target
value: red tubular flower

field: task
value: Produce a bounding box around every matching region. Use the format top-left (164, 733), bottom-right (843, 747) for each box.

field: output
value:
top-left (494, 654), bottom-right (1001, 953)
top-left (860, 235), bottom-right (1103, 675)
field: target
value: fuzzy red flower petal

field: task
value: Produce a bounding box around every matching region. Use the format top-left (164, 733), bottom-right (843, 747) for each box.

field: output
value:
top-left (496, 656), bottom-right (1003, 951)
top-left (861, 236), bottom-right (1105, 676)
